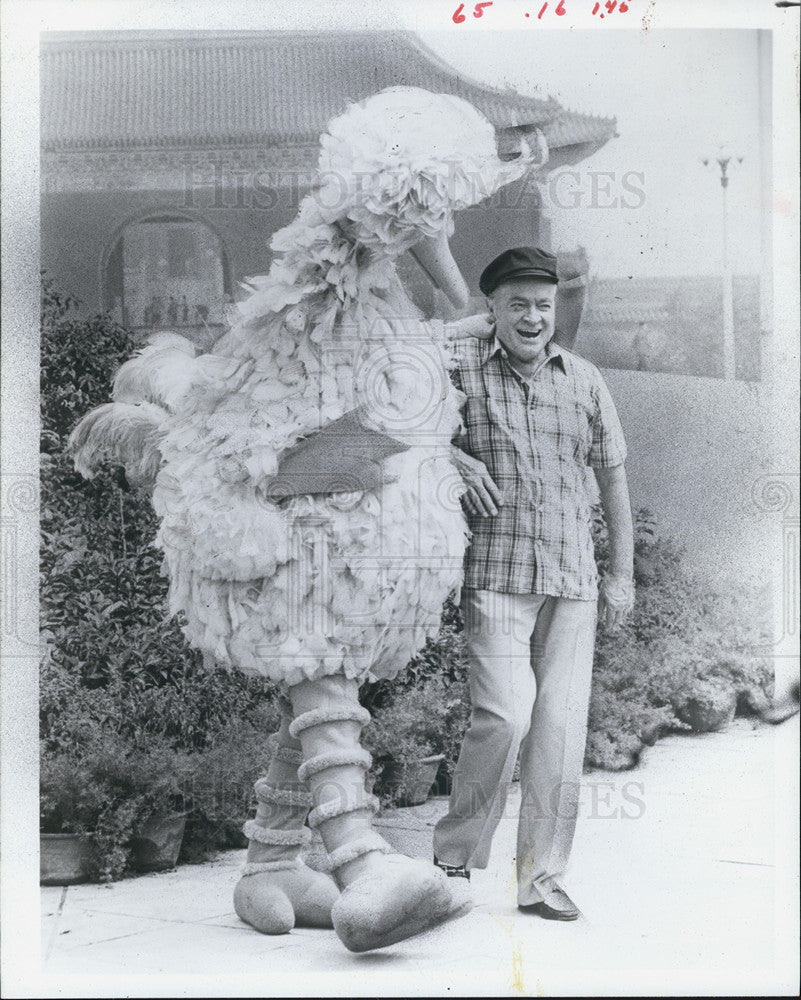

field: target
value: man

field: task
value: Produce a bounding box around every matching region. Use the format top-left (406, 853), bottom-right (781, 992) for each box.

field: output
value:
top-left (434, 246), bottom-right (635, 921)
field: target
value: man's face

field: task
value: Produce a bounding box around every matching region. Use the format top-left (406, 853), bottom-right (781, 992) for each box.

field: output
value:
top-left (489, 278), bottom-right (558, 367)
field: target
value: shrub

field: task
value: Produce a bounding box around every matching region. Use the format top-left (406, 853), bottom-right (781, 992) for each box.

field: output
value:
top-left (361, 597), bottom-right (467, 708)
top-left (40, 276), bottom-right (136, 453)
top-left (588, 506), bottom-right (773, 768)
top-left (362, 673), bottom-right (470, 806)
top-left (40, 731), bottom-right (192, 881)
top-left (585, 632), bottom-right (678, 771)
top-left (179, 704), bottom-right (281, 861)
top-left (39, 278), bottom-right (284, 870)
top-left (360, 598), bottom-right (471, 801)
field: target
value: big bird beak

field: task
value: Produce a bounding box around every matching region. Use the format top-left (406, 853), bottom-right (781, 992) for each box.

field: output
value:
top-left (409, 227), bottom-right (470, 310)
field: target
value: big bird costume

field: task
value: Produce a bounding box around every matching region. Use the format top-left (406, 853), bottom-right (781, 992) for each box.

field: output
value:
top-left (71, 87), bottom-right (545, 951)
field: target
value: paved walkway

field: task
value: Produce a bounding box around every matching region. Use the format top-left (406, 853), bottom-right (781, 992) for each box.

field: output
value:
top-left (37, 716), bottom-right (799, 997)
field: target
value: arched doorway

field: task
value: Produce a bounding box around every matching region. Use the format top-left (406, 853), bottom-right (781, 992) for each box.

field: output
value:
top-left (103, 213), bottom-right (229, 340)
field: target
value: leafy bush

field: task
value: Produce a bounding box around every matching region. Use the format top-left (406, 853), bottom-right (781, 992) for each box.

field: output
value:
top-left (362, 673), bottom-right (470, 804)
top-left (40, 277), bottom-right (136, 453)
top-left (40, 731), bottom-right (191, 881)
top-left (40, 278), bottom-right (283, 870)
top-left (179, 705), bottom-right (281, 861)
top-left (359, 598), bottom-right (470, 801)
top-left (361, 597), bottom-right (467, 709)
top-left (588, 507), bottom-right (773, 768)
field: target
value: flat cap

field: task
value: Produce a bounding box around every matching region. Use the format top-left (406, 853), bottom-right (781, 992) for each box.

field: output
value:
top-left (479, 246), bottom-right (559, 295)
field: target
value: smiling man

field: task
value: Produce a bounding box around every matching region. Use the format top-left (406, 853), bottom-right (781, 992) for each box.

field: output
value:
top-left (434, 246), bottom-right (635, 921)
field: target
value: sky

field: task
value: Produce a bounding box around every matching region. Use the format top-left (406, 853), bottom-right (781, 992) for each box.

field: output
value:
top-left (418, 29), bottom-right (767, 279)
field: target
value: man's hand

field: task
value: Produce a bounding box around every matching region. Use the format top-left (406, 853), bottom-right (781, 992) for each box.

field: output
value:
top-left (445, 313), bottom-right (495, 341)
top-left (598, 573), bottom-right (635, 631)
top-left (450, 445), bottom-right (503, 517)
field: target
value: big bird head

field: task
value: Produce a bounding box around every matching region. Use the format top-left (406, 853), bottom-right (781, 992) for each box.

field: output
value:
top-left (311, 87), bottom-right (547, 308)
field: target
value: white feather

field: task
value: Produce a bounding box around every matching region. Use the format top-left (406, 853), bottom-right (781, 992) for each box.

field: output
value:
top-left (143, 332), bottom-right (199, 355)
top-left (113, 345), bottom-right (200, 411)
top-left (68, 401), bottom-right (167, 486)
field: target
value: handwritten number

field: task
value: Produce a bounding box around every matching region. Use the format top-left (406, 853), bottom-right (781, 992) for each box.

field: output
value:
top-left (453, 0), bottom-right (635, 24)
top-left (593, 0), bottom-right (627, 13)
top-left (454, 2), bottom-right (493, 22)
top-left (455, 0), bottom-right (629, 24)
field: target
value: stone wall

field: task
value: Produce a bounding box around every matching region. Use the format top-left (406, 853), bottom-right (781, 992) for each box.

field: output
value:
top-left (602, 368), bottom-right (778, 584)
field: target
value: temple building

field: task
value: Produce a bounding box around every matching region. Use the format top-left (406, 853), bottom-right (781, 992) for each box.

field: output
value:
top-left (40, 29), bottom-right (616, 340)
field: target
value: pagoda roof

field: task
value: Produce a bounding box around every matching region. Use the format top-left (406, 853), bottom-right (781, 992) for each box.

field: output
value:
top-left (40, 30), bottom-right (616, 166)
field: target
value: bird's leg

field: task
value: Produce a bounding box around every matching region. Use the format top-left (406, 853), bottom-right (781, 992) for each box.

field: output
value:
top-left (233, 701), bottom-right (339, 935)
top-left (288, 672), bottom-right (471, 952)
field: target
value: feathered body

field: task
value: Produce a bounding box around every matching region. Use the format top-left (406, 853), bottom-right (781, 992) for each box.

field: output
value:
top-left (71, 87), bottom-right (533, 688)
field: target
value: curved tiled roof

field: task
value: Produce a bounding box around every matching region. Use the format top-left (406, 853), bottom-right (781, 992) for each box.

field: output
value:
top-left (40, 30), bottom-right (616, 156)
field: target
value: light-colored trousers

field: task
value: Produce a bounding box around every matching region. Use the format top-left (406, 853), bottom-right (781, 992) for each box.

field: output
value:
top-left (433, 588), bottom-right (597, 906)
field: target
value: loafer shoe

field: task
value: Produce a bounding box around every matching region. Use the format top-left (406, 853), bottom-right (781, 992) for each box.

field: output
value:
top-left (433, 856), bottom-right (471, 881)
top-left (518, 884), bottom-right (580, 921)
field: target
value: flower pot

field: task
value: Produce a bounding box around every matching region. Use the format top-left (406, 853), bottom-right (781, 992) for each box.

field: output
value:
top-left (130, 812), bottom-right (187, 872)
top-left (382, 754), bottom-right (445, 807)
top-left (40, 832), bottom-right (94, 885)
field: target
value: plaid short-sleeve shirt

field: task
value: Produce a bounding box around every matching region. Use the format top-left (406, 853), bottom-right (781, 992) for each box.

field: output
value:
top-left (451, 336), bottom-right (627, 599)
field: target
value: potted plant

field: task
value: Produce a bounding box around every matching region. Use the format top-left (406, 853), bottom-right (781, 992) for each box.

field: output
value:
top-left (363, 675), bottom-right (470, 808)
top-left (125, 742), bottom-right (193, 872)
top-left (40, 732), bottom-right (191, 883)
top-left (40, 748), bottom-right (104, 885)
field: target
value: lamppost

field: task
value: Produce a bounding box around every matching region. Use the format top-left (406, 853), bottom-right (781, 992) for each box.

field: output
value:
top-left (702, 146), bottom-right (743, 380)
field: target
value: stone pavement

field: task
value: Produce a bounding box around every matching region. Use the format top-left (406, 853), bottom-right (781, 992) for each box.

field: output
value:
top-left (35, 716), bottom-right (799, 997)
